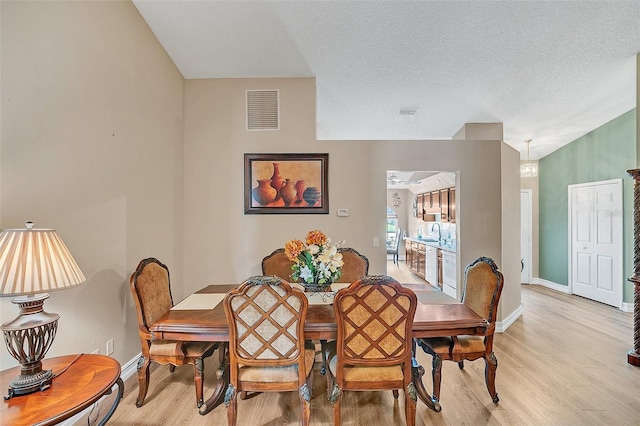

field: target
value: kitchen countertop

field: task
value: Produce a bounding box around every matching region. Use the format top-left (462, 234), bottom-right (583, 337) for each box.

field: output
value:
top-left (404, 236), bottom-right (456, 252)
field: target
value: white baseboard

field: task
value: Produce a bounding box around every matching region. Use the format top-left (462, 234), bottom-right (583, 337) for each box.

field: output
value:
top-left (529, 278), bottom-right (633, 312)
top-left (530, 278), bottom-right (570, 293)
top-left (496, 303), bottom-right (523, 333)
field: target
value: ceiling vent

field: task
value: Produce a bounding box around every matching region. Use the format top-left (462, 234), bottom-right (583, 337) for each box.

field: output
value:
top-left (399, 107), bottom-right (419, 117)
top-left (247, 90), bottom-right (279, 131)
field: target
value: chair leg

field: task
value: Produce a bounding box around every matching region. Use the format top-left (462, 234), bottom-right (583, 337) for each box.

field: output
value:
top-left (393, 389), bottom-right (399, 399)
top-left (226, 386), bottom-right (238, 426)
top-left (431, 354), bottom-right (442, 403)
top-left (332, 395), bottom-right (342, 426)
top-left (135, 355), bottom-right (151, 408)
top-left (458, 361), bottom-right (464, 369)
top-left (484, 352), bottom-right (499, 403)
top-left (192, 357), bottom-right (205, 408)
top-left (169, 365), bottom-right (176, 373)
top-left (299, 384), bottom-right (312, 426)
top-left (405, 388), bottom-right (417, 426)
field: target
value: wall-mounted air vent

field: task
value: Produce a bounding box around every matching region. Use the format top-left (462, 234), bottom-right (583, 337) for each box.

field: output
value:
top-left (247, 90), bottom-right (279, 131)
top-left (399, 107), bottom-right (419, 117)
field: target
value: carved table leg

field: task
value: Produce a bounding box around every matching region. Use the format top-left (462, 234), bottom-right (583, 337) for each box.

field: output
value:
top-left (411, 357), bottom-right (442, 412)
top-left (627, 169), bottom-right (640, 367)
top-left (199, 342), bottom-right (229, 415)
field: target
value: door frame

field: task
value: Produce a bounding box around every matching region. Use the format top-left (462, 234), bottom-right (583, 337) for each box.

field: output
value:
top-left (521, 189), bottom-right (533, 284)
top-left (567, 178), bottom-right (623, 308)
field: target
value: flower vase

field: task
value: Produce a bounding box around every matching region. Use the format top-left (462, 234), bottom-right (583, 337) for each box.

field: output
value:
top-left (303, 280), bottom-right (332, 293)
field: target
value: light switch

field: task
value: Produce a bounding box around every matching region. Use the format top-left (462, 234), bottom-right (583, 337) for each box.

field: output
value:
top-left (337, 208), bottom-right (350, 217)
top-left (373, 237), bottom-right (380, 247)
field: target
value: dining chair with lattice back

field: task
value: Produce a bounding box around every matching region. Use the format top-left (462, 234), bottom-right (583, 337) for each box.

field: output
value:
top-left (129, 258), bottom-right (219, 408)
top-left (261, 248), bottom-right (295, 282)
top-left (223, 276), bottom-right (315, 426)
top-left (415, 256), bottom-right (504, 404)
top-left (326, 275), bottom-right (418, 426)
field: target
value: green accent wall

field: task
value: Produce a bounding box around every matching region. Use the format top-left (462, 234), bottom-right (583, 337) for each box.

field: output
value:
top-left (539, 109), bottom-right (636, 302)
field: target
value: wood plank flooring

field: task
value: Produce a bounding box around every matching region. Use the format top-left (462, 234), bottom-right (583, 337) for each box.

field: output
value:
top-left (106, 264), bottom-right (640, 425)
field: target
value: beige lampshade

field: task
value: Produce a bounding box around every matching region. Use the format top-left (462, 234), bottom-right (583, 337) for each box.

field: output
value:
top-left (0, 223), bottom-right (86, 296)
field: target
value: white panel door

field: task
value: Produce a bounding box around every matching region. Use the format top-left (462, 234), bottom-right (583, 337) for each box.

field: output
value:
top-left (570, 180), bottom-right (622, 307)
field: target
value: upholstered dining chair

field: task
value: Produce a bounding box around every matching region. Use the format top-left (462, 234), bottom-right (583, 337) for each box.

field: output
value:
top-left (317, 247), bottom-right (370, 375)
top-left (326, 275), bottom-right (418, 426)
top-left (223, 276), bottom-right (315, 426)
top-left (261, 248), bottom-right (295, 282)
top-left (386, 228), bottom-right (402, 265)
top-left (129, 258), bottom-right (218, 408)
top-left (415, 256), bottom-right (504, 404)
top-left (337, 247), bottom-right (370, 282)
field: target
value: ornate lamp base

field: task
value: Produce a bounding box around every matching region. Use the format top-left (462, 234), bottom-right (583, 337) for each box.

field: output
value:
top-left (1, 294), bottom-right (59, 399)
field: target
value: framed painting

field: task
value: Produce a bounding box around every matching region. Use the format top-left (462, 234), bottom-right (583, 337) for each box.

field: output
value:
top-left (244, 153), bottom-right (329, 214)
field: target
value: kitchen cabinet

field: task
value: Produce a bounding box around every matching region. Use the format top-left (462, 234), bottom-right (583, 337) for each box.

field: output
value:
top-left (449, 187), bottom-right (456, 223)
top-left (415, 194), bottom-right (424, 219)
top-left (414, 187), bottom-right (455, 222)
top-left (405, 240), bottom-right (425, 279)
top-left (430, 191), bottom-right (440, 213)
top-left (440, 189), bottom-right (449, 222)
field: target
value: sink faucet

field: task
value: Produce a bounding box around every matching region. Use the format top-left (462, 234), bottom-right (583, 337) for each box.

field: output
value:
top-left (431, 223), bottom-right (442, 244)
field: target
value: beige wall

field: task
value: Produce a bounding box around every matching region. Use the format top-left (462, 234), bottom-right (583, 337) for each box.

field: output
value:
top-left (1, 1), bottom-right (184, 368)
top-left (183, 79), bottom-right (521, 325)
top-left (1, 1), bottom-right (522, 371)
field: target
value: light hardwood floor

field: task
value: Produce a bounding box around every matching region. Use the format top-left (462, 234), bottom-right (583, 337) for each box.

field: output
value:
top-left (107, 263), bottom-right (640, 425)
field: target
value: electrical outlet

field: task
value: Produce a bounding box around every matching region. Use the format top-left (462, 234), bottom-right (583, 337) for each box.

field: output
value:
top-left (91, 348), bottom-right (100, 355)
top-left (106, 339), bottom-right (114, 356)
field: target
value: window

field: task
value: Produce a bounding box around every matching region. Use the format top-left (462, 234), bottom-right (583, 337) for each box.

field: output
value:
top-left (386, 207), bottom-right (398, 249)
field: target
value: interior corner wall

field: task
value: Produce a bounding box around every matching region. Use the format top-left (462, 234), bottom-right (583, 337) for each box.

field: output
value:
top-left (182, 78), bottom-right (520, 324)
top-left (0, 1), bottom-right (184, 368)
top-left (539, 109), bottom-right (636, 302)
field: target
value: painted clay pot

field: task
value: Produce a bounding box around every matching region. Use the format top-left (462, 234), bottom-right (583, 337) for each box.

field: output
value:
top-left (252, 179), bottom-right (277, 205)
top-left (302, 186), bottom-right (321, 207)
top-left (280, 179), bottom-right (297, 207)
top-left (270, 163), bottom-right (283, 201)
top-left (295, 180), bottom-right (306, 202)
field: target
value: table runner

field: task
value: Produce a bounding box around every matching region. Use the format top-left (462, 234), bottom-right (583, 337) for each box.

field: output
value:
top-left (172, 293), bottom-right (226, 310)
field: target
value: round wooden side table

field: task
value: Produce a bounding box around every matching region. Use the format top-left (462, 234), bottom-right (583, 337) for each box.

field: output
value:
top-left (1, 354), bottom-right (123, 426)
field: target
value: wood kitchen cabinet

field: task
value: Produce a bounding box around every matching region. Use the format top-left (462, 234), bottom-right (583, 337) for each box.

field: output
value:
top-left (405, 240), bottom-right (425, 279)
top-left (430, 190), bottom-right (440, 213)
top-left (449, 187), bottom-right (456, 223)
top-left (415, 186), bottom-right (456, 222)
top-left (440, 189), bottom-right (449, 222)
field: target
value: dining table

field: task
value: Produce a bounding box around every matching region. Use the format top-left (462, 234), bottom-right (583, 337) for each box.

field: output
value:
top-left (149, 282), bottom-right (488, 415)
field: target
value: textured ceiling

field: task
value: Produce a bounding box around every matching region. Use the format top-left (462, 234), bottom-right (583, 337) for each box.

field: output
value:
top-left (133, 1), bottom-right (640, 160)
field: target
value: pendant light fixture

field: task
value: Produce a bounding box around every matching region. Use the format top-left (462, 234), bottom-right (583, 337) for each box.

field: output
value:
top-left (520, 139), bottom-right (538, 178)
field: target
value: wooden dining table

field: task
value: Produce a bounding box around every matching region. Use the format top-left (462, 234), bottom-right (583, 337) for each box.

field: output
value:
top-left (150, 283), bottom-right (488, 415)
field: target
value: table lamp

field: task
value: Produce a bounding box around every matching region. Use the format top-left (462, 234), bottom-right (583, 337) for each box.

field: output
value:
top-left (0, 222), bottom-right (86, 399)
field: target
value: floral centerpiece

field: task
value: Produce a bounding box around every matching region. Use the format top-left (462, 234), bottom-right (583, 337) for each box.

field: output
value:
top-left (284, 230), bottom-right (344, 291)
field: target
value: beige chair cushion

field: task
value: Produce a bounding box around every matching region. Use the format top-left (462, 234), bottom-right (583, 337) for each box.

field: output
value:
top-left (238, 348), bottom-right (315, 382)
top-left (328, 355), bottom-right (404, 381)
top-left (421, 335), bottom-right (486, 355)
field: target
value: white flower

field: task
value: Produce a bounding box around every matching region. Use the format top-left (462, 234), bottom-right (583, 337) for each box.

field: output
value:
top-left (307, 244), bottom-right (320, 255)
top-left (299, 265), bottom-right (313, 283)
